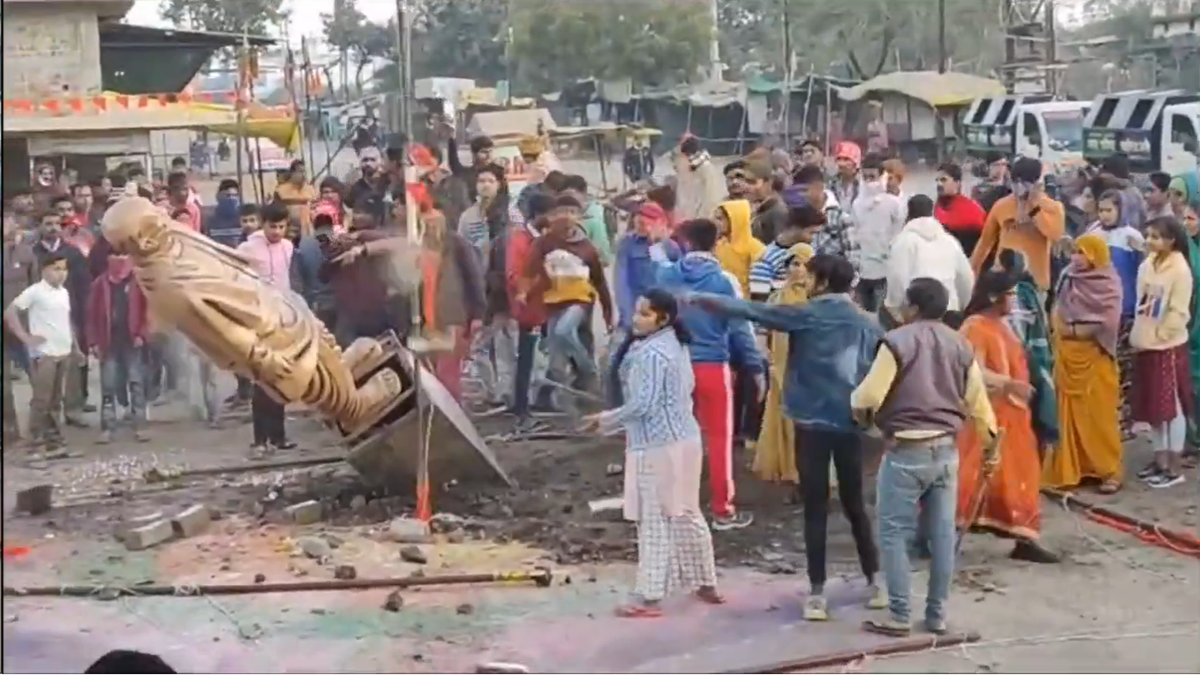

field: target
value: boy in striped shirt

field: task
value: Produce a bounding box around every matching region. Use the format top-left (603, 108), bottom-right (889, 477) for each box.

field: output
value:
top-left (748, 204), bottom-right (826, 301)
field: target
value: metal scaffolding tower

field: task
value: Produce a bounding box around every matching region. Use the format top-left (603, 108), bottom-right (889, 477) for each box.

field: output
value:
top-left (998, 0), bottom-right (1064, 96)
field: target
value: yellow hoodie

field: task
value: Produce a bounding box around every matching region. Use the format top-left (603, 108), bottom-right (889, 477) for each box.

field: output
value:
top-left (1131, 250), bottom-right (1193, 351)
top-left (714, 199), bottom-right (765, 298)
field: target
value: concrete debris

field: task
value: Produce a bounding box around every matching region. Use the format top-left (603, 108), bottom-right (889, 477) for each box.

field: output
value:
top-left (113, 511), bottom-right (165, 544)
top-left (171, 504), bottom-right (212, 538)
top-left (455, 602), bottom-right (474, 615)
top-left (254, 573), bottom-right (267, 583)
top-left (429, 512), bottom-right (466, 534)
top-left (605, 463), bottom-right (623, 476)
top-left (123, 519), bottom-right (175, 551)
top-left (587, 496), bottom-right (624, 515)
top-left (284, 500), bottom-right (323, 526)
top-left (476, 662), bottom-right (531, 674)
top-left (387, 517), bottom-right (432, 543)
top-left (333, 564), bottom-right (357, 580)
top-left (297, 536), bottom-right (333, 561)
top-left (382, 590), bottom-right (405, 612)
top-left (15, 485), bottom-right (53, 516)
top-left (349, 495), bottom-right (367, 511)
top-left (399, 545), bottom-right (428, 565)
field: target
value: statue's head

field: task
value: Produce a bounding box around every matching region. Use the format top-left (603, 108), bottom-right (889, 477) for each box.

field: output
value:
top-left (101, 197), bottom-right (171, 258)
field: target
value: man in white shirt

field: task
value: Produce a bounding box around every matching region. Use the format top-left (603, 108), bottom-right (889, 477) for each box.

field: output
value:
top-left (4, 252), bottom-right (77, 448)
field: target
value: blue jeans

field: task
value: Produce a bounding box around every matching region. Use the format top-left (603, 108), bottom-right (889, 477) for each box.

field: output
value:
top-left (546, 304), bottom-right (595, 384)
top-left (875, 435), bottom-right (959, 625)
top-left (100, 345), bottom-right (147, 431)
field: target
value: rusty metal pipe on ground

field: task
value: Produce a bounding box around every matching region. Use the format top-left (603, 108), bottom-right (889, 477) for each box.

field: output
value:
top-left (3, 567), bottom-right (553, 600)
top-left (729, 631), bottom-right (982, 674)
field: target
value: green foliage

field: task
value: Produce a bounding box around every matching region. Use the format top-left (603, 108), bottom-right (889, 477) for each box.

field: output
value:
top-left (411, 0), bottom-right (509, 82)
top-left (510, 0), bottom-right (713, 89)
top-left (157, 0), bottom-right (283, 35)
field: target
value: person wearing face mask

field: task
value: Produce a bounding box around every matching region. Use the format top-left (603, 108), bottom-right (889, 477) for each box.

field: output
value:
top-left (205, 179), bottom-right (244, 249)
top-left (970, 157), bottom-right (1065, 291)
top-left (852, 154), bottom-right (905, 312)
top-left (971, 151), bottom-right (1012, 214)
top-left (933, 162), bottom-right (987, 255)
top-left (86, 249), bottom-right (152, 444)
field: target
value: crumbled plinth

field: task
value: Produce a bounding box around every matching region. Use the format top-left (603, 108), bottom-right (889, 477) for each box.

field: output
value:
top-left (124, 519), bottom-right (175, 551)
top-left (171, 504), bottom-right (212, 538)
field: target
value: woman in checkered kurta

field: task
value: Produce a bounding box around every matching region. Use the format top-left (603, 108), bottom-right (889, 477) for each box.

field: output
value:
top-left (586, 289), bottom-right (723, 618)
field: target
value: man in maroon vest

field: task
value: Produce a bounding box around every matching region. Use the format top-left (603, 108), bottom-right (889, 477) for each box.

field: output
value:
top-left (850, 277), bottom-right (998, 638)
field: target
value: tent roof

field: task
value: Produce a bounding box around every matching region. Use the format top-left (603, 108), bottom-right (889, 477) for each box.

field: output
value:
top-left (840, 71), bottom-right (1005, 107)
top-left (466, 108), bottom-right (557, 140)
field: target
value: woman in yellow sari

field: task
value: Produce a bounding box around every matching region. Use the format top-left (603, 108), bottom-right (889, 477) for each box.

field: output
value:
top-left (1043, 234), bottom-right (1124, 492)
top-left (753, 243), bottom-right (814, 484)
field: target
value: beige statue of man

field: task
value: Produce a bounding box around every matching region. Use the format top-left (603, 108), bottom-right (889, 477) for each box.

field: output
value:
top-left (101, 197), bottom-right (402, 436)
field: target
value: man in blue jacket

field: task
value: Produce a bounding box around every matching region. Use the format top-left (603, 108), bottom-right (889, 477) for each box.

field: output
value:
top-left (657, 218), bottom-right (763, 531)
top-left (690, 253), bottom-right (884, 621)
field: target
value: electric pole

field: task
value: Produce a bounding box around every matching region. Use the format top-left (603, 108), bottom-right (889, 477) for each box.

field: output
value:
top-left (781, 0), bottom-right (792, 145)
top-left (709, 0), bottom-right (722, 82)
top-left (936, 0), bottom-right (946, 162)
top-left (393, 0), bottom-right (413, 141)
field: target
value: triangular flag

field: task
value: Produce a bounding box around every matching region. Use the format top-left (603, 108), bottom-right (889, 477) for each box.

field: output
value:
top-left (68, 98), bottom-right (84, 113)
top-left (92, 96), bottom-right (108, 111)
top-left (115, 95), bottom-right (130, 109)
top-left (43, 100), bottom-right (60, 113)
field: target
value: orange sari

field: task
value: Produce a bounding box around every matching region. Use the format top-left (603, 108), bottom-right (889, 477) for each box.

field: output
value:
top-left (957, 314), bottom-right (1043, 540)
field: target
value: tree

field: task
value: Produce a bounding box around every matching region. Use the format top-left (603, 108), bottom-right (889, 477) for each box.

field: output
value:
top-left (410, 0), bottom-right (509, 82)
top-left (510, 0), bottom-right (713, 89)
top-left (158, 0), bottom-right (284, 35)
top-left (321, 3), bottom-right (393, 97)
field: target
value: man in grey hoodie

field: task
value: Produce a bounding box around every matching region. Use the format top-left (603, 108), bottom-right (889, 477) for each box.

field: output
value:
top-left (675, 137), bottom-right (725, 221)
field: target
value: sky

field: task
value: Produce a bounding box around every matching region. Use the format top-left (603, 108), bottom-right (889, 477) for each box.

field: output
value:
top-left (125, 0), bottom-right (399, 44)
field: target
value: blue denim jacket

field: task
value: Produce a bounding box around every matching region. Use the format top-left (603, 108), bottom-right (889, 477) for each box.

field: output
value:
top-left (703, 293), bottom-right (883, 432)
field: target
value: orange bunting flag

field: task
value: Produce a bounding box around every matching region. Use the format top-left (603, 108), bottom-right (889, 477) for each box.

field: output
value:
top-left (92, 96), bottom-right (108, 111)
top-left (115, 95), bottom-right (130, 109)
top-left (68, 98), bottom-right (84, 113)
top-left (42, 100), bottom-right (60, 113)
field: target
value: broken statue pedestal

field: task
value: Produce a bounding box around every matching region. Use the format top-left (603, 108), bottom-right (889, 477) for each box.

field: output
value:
top-left (340, 333), bottom-right (512, 493)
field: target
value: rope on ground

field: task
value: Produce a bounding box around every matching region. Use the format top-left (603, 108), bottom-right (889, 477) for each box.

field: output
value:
top-left (1044, 488), bottom-right (1200, 559)
top-left (1052, 494), bottom-right (1199, 578)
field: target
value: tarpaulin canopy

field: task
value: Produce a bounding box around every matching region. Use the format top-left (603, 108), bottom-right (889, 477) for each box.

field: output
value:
top-left (465, 108), bottom-right (557, 142)
top-left (839, 71), bottom-right (1005, 108)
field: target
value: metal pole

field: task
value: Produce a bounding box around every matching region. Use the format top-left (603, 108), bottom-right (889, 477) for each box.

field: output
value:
top-left (781, 0), bottom-right (791, 146)
top-left (708, 0), bottom-right (721, 82)
top-left (235, 27), bottom-right (248, 194)
top-left (936, 0), bottom-right (947, 163)
top-left (301, 37), bottom-right (317, 173)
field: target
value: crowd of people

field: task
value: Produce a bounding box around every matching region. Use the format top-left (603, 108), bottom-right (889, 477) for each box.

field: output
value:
top-left (3, 129), bottom-right (1199, 633)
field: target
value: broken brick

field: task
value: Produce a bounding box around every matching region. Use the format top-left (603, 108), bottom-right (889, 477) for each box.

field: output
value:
top-left (15, 485), bottom-right (52, 516)
top-left (124, 519), bottom-right (175, 551)
top-left (284, 500), bottom-right (323, 526)
top-left (171, 505), bottom-right (212, 538)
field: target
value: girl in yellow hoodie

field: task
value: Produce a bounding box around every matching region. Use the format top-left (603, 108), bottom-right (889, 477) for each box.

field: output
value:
top-left (1130, 217), bottom-right (1194, 489)
top-left (713, 199), bottom-right (765, 298)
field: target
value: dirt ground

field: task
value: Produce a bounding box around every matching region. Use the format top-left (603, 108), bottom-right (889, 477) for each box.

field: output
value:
top-left (3, 366), bottom-right (1199, 673)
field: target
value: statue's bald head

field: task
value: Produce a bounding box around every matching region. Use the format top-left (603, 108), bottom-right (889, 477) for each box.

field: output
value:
top-left (101, 196), bottom-right (168, 256)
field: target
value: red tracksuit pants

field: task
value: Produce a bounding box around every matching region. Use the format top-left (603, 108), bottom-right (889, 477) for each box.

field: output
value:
top-left (692, 362), bottom-right (736, 518)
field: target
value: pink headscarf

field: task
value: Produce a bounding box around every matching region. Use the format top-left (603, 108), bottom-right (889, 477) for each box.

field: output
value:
top-left (834, 141), bottom-right (862, 169)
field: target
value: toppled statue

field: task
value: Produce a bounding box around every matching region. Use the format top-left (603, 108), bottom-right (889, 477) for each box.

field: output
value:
top-left (101, 197), bottom-right (403, 437)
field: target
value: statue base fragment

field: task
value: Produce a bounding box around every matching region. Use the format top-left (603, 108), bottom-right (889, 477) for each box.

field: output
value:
top-left (341, 331), bottom-right (513, 492)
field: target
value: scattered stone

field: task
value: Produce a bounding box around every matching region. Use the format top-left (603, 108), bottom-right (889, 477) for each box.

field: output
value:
top-left (604, 463), bottom-right (623, 476)
top-left (124, 519), bottom-right (175, 551)
top-left (767, 562), bottom-right (798, 576)
top-left (218, 563), bottom-right (231, 572)
top-left (310, 608), bottom-right (327, 616)
top-left (284, 500), bottom-right (323, 526)
top-left (251, 502), bottom-right (266, 518)
top-left (3, 614), bottom-right (17, 624)
top-left (387, 517), bottom-right (432, 543)
top-left (446, 530), bottom-right (466, 544)
top-left (587, 496), bottom-right (624, 516)
top-left (320, 533), bottom-right (344, 549)
top-left (113, 512), bottom-right (166, 544)
top-left (15, 485), bottom-right (53, 516)
top-left (171, 505), bottom-right (213, 538)
top-left (383, 590), bottom-right (405, 612)
top-left (455, 602), bottom-right (474, 615)
top-left (476, 662), bottom-right (531, 674)
top-left (349, 495), bottom-right (367, 511)
top-left (333, 565), bottom-right (357, 580)
top-left (254, 573), bottom-right (266, 584)
top-left (409, 568), bottom-right (426, 578)
top-left (297, 536), bottom-right (333, 560)
top-left (429, 512), bottom-right (466, 534)
top-left (96, 588), bottom-right (122, 602)
top-left (399, 545), bottom-right (428, 565)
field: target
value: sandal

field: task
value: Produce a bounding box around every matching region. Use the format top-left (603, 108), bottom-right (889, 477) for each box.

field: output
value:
top-left (1097, 479), bottom-right (1121, 494)
top-left (614, 604), bottom-right (663, 618)
top-left (863, 617), bottom-right (911, 637)
top-left (695, 587), bottom-right (727, 605)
